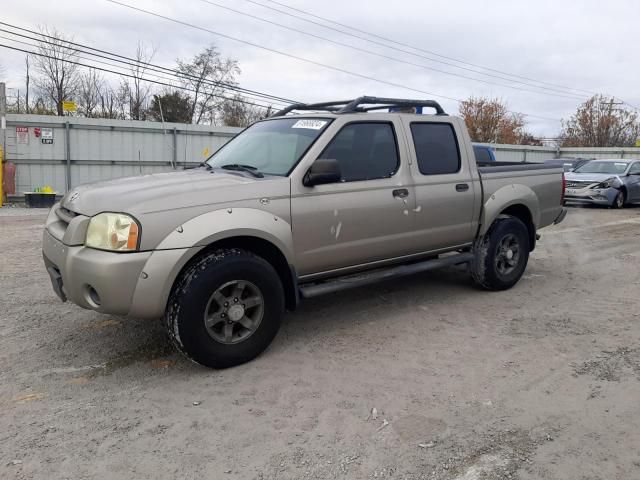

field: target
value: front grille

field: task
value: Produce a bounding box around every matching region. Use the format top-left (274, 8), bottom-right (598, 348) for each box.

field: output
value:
top-left (55, 206), bottom-right (78, 226)
top-left (566, 181), bottom-right (595, 189)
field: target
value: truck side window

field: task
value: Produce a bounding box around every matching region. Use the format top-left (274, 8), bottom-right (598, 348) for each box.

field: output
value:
top-left (410, 123), bottom-right (461, 175)
top-left (629, 163), bottom-right (640, 174)
top-left (319, 122), bottom-right (399, 182)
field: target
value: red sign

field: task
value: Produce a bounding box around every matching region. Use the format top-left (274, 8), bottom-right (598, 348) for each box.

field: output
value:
top-left (16, 126), bottom-right (29, 144)
top-left (34, 127), bottom-right (41, 138)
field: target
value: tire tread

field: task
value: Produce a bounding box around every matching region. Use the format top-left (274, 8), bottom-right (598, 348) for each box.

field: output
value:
top-left (164, 248), bottom-right (269, 366)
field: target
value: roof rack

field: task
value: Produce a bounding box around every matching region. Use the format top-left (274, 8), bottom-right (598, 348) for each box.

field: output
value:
top-left (272, 96), bottom-right (447, 117)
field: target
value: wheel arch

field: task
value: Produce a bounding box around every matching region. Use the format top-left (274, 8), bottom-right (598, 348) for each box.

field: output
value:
top-left (618, 185), bottom-right (627, 202)
top-left (134, 208), bottom-right (299, 318)
top-left (499, 204), bottom-right (536, 251)
top-left (174, 236), bottom-right (299, 312)
top-left (480, 183), bottom-right (540, 251)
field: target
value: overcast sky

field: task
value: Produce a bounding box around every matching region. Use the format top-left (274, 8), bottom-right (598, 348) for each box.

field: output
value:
top-left (2, 0), bottom-right (639, 136)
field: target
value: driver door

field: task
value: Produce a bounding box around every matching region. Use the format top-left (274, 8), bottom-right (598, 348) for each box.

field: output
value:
top-left (626, 162), bottom-right (640, 201)
top-left (290, 119), bottom-right (416, 278)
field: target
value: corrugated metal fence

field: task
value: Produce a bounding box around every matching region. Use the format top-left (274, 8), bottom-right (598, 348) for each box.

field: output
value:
top-left (4, 114), bottom-right (240, 195)
top-left (475, 143), bottom-right (640, 163)
top-left (4, 114), bottom-right (640, 196)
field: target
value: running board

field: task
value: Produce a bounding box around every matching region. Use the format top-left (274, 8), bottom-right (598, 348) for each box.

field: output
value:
top-left (298, 252), bottom-right (474, 299)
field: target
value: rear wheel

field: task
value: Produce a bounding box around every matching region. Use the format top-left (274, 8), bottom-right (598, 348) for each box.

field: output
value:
top-left (165, 248), bottom-right (285, 368)
top-left (471, 216), bottom-right (530, 291)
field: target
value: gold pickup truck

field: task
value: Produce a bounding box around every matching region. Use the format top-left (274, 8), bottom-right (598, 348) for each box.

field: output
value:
top-left (43, 96), bottom-right (567, 368)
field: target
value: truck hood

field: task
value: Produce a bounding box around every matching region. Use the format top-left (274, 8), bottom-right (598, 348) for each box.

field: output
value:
top-left (564, 172), bottom-right (622, 183)
top-left (61, 168), bottom-right (289, 217)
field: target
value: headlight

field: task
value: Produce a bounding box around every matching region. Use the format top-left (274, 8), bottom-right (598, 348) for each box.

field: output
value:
top-left (593, 178), bottom-right (615, 189)
top-left (86, 213), bottom-right (140, 251)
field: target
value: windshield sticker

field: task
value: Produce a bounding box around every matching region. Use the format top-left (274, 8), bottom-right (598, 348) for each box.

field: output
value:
top-left (615, 163), bottom-right (627, 167)
top-left (291, 119), bottom-right (327, 130)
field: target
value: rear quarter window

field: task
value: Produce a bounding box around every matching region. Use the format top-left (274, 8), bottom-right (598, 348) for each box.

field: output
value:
top-left (410, 123), bottom-right (461, 175)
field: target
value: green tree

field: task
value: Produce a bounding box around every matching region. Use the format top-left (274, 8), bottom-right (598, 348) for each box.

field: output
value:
top-left (149, 91), bottom-right (192, 123)
top-left (220, 95), bottom-right (271, 127)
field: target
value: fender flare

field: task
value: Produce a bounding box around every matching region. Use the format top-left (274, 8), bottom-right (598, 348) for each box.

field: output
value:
top-left (129, 208), bottom-right (295, 319)
top-left (479, 183), bottom-right (540, 237)
top-left (156, 207), bottom-right (295, 263)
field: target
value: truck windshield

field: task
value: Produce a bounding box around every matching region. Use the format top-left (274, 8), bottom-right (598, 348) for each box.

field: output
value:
top-left (206, 117), bottom-right (332, 176)
top-left (574, 161), bottom-right (629, 174)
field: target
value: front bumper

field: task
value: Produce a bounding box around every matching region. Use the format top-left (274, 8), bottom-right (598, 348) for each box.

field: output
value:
top-left (43, 228), bottom-right (203, 319)
top-left (564, 186), bottom-right (618, 206)
top-left (43, 229), bottom-right (151, 315)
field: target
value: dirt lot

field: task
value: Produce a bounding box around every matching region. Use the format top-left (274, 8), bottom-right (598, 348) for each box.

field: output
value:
top-left (1, 205), bottom-right (640, 480)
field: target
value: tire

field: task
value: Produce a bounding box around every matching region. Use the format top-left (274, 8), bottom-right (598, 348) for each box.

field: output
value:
top-left (611, 190), bottom-right (625, 209)
top-left (471, 216), bottom-right (530, 291)
top-left (165, 248), bottom-right (285, 368)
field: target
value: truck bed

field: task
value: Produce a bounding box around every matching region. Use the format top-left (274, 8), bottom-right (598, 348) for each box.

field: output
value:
top-left (477, 161), bottom-right (560, 172)
top-left (477, 162), bottom-right (564, 231)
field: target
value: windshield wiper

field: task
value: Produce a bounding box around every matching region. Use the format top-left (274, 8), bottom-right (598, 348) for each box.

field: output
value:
top-left (220, 164), bottom-right (264, 178)
top-left (199, 162), bottom-right (213, 171)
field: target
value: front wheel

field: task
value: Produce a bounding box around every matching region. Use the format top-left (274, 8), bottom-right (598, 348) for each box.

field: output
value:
top-left (165, 248), bottom-right (285, 368)
top-left (611, 190), bottom-right (625, 209)
top-left (471, 216), bottom-right (530, 291)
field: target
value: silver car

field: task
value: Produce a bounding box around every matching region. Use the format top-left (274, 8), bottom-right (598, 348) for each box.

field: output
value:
top-left (565, 159), bottom-right (640, 208)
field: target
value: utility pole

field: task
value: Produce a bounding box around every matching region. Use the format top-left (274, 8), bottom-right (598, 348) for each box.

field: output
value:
top-left (25, 56), bottom-right (30, 114)
top-left (0, 82), bottom-right (6, 207)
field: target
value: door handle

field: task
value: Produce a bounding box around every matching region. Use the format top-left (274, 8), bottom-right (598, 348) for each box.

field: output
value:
top-left (392, 188), bottom-right (409, 199)
top-left (455, 183), bottom-right (469, 192)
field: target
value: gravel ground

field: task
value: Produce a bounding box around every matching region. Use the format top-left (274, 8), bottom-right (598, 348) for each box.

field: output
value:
top-left (1, 205), bottom-right (640, 479)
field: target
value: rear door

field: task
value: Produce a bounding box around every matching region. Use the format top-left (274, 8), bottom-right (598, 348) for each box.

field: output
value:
top-left (290, 118), bottom-right (416, 278)
top-left (401, 117), bottom-right (480, 252)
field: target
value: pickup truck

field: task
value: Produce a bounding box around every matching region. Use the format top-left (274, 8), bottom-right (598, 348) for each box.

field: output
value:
top-left (42, 96), bottom-right (567, 368)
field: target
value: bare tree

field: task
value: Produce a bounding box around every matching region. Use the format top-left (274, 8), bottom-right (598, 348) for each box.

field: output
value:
top-left (95, 82), bottom-right (127, 119)
top-left (176, 45), bottom-right (240, 125)
top-left (220, 95), bottom-right (270, 127)
top-left (120, 41), bottom-right (156, 120)
top-left (30, 95), bottom-right (55, 115)
top-left (77, 68), bottom-right (103, 117)
top-left (560, 95), bottom-right (640, 147)
top-left (32, 26), bottom-right (80, 116)
top-left (458, 97), bottom-right (539, 145)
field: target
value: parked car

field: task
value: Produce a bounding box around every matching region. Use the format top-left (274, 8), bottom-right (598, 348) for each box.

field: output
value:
top-left (42, 96), bottom-right (567, 368)
top-left (543, 157), bottom-right (593, 172)
top-left (565, 158), bottom-right (640, 208)
top-left (472, 144), bottom-right (496, 163)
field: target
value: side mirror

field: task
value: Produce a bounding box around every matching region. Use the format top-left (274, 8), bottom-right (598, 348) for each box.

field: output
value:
top-left (303, 158), bottom-right (342, 186)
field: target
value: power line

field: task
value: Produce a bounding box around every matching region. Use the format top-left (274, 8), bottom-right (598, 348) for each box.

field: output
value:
top-left (0, 21), bottom-right (296, 106)
top-left (257, 0), bottom-right (640, 113)
top-left (0, 37), bottom-right (286, 110)
top-left (196, 0), bottom-right (586, 102)
top-left (258, 0), bottom-right (597, 97)
top-left (104, 0), bottom-right (563, 122)
top-left (0, 43), bottom-right (280, 112)
top-left (0, 31), bottom-right (289, 110)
